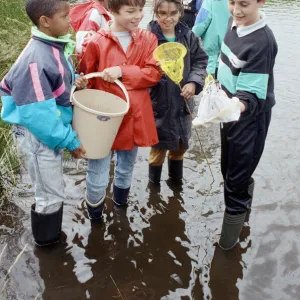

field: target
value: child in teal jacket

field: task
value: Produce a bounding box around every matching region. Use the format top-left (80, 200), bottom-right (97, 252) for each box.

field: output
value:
top-left (192, 0), bottom-right (230, 76)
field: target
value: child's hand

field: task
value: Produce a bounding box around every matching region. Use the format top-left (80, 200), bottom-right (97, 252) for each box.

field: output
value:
top-left (232, 97), bottom-right (246, 113)
top-left (181, 82), bottom-right (196, 99)
top-left (75, 73), bottom-right (88, 90)
top-left (102, 66), bottom-right (122, 83)
top-left (156, 61), bottom-right (165, 75)
top-left (70, 145), bottom-right (86, 159)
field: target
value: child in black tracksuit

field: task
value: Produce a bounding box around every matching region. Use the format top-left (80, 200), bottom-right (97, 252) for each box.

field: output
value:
top-left (217, 5), bottom-right (278, 250)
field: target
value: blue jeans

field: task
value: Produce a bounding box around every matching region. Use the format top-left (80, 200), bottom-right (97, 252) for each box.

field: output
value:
top-left (86, 147), bottom-right (138, 205)
top-left (12, 125), bottom-right (64, 213)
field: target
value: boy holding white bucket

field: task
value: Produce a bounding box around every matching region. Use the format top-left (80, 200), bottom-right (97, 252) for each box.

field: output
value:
top-left (79, 0), bottom-right (161, 220)
top-left (0, 0), bottom-right (87, 246)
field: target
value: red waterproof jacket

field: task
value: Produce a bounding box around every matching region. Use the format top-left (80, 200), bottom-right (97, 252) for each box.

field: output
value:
top-left (78, 27), bottom-right (161, 150)
top-left (70, 1), bottom-right (111, 57)
top-left (70, 0), bottom-right (111, 32)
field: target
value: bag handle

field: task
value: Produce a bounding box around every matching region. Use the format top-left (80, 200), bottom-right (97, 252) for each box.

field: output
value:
top-left (70, 72), bottom-right (130, 110)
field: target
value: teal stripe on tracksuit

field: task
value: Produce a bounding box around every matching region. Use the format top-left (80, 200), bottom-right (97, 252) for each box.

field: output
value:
top-left (237, 73), bottom-right (269, 100)
top-left (220, 43), bottom-right (232, 59)
top-left (218, 59), bottom-right (269, 100)
top-left (218, 61), bottom-right (238, 94)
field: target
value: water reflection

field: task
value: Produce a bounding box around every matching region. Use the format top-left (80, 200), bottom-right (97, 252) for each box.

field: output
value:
top-left (1, 0), bottom-right (300, 299)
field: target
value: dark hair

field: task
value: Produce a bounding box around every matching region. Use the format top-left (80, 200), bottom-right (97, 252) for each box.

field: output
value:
top-left (153, 0), bottom-right (184, 17)
top-left (108, 0), bottom-right (146, 13)
top-left (25, 0), bottom-right (69, 26)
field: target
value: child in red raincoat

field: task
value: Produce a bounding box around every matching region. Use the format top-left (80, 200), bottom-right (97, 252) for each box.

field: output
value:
top-left (78, 0), bottom-right (161, 221)
top-left (70, 0), bottom-right (111, 57)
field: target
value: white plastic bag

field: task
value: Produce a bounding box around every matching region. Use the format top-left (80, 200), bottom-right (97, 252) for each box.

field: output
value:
top-left (192, 78), bottom-right (241, 127)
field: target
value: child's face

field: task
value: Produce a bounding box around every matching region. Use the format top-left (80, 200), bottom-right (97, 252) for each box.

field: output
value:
top-left (43, 2), bottom-right (71, 37)
top-left (156, 2), bottom-right (181, 32)
top-left (111, 5), bottom-right (144, 31)
top-left (228, 0), bottom-right (266, 27)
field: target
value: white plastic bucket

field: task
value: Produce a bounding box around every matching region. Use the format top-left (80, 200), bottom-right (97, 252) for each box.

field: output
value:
top-left (71, 72), bottom-right (130, 159)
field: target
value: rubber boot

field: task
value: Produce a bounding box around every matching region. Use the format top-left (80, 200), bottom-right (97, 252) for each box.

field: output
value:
top-left (31, 203), bottom-right (63, 247)
top-left (149, 165), bottom-right (163, 184)
top-left (244, 177), bottom-right (255, 223)
top-left (113, 185), bottom-right (130, 207)
top-left (219, 212), bottom-right (247, 250)
top-left (168, 159), bottom-right (183, 181)
top-left (85, 192), bottom-right (105, 221)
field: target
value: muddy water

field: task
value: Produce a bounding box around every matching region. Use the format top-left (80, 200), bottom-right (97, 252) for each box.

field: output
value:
top-left (1, 1), bottom-right (300, 299)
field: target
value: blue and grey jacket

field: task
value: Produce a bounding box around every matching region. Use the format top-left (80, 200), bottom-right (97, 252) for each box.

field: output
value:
top-left (0, 27), bottom-right (81, 151)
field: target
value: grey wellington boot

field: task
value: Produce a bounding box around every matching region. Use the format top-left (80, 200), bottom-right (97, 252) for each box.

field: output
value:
top-left (219, 212), bottom-right (247, 250)
top-left (244, 177), bottom-right (255, 223)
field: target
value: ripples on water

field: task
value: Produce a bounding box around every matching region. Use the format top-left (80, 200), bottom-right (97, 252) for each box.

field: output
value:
top-left (1, 1), bottom-right (300, 299)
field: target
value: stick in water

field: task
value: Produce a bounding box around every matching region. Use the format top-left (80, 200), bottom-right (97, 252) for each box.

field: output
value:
top-left (110, 275), bottom-right (125, 300)
top-left (178, 83), bottom-right (215, 186)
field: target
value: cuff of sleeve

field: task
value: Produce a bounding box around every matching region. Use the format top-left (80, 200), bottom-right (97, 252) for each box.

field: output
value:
top-left (187, 81), bottom-right (202, 95)
top-left (240, 100), bottom-right (248, 112)
top-left (66, 137), bottom-right (81, 151)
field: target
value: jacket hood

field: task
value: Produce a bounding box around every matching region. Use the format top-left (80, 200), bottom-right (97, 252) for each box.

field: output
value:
top-left (70, 0), bottom-right (110, 32)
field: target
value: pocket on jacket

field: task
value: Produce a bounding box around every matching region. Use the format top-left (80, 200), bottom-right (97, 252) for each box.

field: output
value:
top-left (151, 80), bottom-right (169, 116)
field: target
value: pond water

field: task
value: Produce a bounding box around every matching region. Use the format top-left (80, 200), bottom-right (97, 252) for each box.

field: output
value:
top-left (0, 1), bottom-right (299, 299)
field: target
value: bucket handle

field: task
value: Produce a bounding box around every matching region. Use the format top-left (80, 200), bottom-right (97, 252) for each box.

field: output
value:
top-left (70, 72), bottom-right (130, 112)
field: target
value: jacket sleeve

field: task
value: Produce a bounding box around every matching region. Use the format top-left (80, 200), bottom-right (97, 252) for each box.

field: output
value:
top-left (234, 38), bottom-right (277, 116)
top-left (192, 0), bottom-right (212, 38)
top-left (187, 32), bottom-right (208, 95)
top-left (78, 39), bottom-right (99, 88)
top-left (119, 35), bottom-right (162, 90)
top-left (4, 63), bottom-right (81, 151)
top-left (196, 0), bottom-right (203, 11)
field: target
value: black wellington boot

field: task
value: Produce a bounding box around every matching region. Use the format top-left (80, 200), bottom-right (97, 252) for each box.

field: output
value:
top-left (219, 212), bottom-right (247, 250)
top-left (31, 203), bottom-right (63, 247)
top-left (85, 192), bottom-right (105, 222)
top-left (149, 165), bottom-right (163, 184)
top-left (244, 177), bottom-right (255, 223)
top-left (168, 159), bottom-right (183, 181)
top-left (113, 185), bottom-right (130, 207)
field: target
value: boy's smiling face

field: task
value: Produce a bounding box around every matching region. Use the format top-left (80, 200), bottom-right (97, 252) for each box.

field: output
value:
top-left (111, 5), bottom-right (144, 32)
top-left (228, 0), bottom-right (266, 27)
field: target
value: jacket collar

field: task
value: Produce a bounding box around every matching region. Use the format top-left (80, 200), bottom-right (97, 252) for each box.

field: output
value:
top-left (31, 27), bottom-right (75, 58)
top-left (99, 21), bottom-right (141, 44)
top-left (148, 21), bottom-right (189, 41)
top-left (231, 12), bottom-right (267, 37)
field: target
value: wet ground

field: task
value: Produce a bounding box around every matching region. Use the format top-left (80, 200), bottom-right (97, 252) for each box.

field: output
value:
top-left (1, 1), bottom-right (300, 299)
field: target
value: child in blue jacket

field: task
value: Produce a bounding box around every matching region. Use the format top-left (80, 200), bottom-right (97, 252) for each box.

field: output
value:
top-left (192, 0), bottom-right (230, 76)
top-left (0, 0), bottom-right (86, 246)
